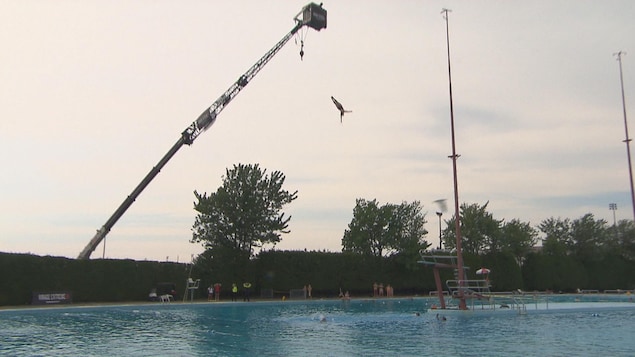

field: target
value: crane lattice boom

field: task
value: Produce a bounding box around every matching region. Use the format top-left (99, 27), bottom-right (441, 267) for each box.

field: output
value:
top-left (78, 3), bottom-right (326, 260)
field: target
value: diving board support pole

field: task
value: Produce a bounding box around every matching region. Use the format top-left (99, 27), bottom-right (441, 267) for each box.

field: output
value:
top-left (433, 267), bottom-right (446, 309)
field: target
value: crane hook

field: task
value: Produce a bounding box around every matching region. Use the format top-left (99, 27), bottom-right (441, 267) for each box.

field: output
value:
top-left (299, 40), bottom-right (304, 60)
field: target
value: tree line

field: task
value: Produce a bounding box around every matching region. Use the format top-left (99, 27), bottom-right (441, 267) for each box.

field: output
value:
top-left (189, 163), bottom-right (635, 293)
top-left (3, 162), bottom-right (632, 306)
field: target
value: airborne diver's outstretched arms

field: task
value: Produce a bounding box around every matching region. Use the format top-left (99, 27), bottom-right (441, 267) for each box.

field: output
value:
top-left (331, 96), bottom-right (352, 123)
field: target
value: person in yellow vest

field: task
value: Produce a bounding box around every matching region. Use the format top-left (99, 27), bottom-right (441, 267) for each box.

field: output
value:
top-left (231, 283), bottom-right (238, 302)
top-left (243, 282), bottom-right (252, 301)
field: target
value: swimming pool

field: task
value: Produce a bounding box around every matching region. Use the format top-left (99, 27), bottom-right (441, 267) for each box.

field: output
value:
top-left (1, 296), bottom-right (634, 356)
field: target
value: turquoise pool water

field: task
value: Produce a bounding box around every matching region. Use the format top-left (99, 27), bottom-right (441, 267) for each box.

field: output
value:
top-left (1, 295), bottom-right (634, 356)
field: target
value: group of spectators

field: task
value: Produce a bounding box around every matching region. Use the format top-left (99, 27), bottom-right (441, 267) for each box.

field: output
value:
top-left (208, 282), bottom-right (252, 302)
top-left (372, 282), bottom-right (394, 297)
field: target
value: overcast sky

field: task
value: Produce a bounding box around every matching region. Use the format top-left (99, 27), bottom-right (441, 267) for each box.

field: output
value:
top-left (1, 1), bottom-right (634, 262)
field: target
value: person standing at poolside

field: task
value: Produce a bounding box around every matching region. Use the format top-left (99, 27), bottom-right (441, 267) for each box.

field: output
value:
top-left (214, 282), bottom-right (221, 301)
top-left (379, 283), bottom-right (384, 297)
top-left (373, 282), bottom-right (378, 297)
top-left (307, 284), bottom-right (312, 299)
top-left (231, 283), bottom-right (238, 302)
top-left (207, 285), bottom-right (214, 301)
top-left (243, 282), bottom-right (252, 301)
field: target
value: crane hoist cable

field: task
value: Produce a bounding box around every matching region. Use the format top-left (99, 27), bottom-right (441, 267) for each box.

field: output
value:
top-left (295, 24), bottom-right (310, 60)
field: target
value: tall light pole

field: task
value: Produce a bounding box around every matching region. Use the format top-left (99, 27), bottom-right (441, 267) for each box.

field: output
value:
top-left (436, 211), bottom-right (443, 250)
top-left (609, 203), bottom-right (618, 241)
top-left (614, 51), bottom-right (635, 222)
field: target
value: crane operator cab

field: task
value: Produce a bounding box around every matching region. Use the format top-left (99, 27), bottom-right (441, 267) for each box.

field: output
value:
top-left (298, 2), bottom-right (327, 31)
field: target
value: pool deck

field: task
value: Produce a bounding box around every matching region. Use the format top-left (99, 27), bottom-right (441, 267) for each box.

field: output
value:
top-left (2, 291), bottom-right (634, 312)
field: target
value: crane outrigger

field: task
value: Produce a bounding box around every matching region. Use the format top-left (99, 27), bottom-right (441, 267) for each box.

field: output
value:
top-left (78, 3), bottom-right (327, 260)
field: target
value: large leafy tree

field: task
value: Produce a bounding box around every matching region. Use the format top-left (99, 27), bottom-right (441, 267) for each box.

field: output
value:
top-left (342, 199), bottom-right (393, 257)
top-left (500, 219), bottom-right (538, 265)
top-left (570, 213), bottom-right (608, 261)
top-left (443, 202), bottom-right (502, 255)
top-left (537, 217), bottom-right (572, 256)
top-left (392, 201), bottom-right (431, 256)
top-left (191, 163), bottom-right (298, 259)
top-left (611, 220), bottom-right (635, 260)
top-left (342, 199), bottom-right (429, 257)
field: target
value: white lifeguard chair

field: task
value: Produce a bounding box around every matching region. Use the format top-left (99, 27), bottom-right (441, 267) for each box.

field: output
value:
top-left (183, 278), bottom-right (200, 302)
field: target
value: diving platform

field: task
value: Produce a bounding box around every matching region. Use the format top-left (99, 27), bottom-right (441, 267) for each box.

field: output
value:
top-left (419, 254), bottom-right (528, 314)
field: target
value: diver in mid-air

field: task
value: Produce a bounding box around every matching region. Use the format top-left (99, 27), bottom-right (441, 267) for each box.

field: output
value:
top-left (331, 96), bottom-right (352, 123)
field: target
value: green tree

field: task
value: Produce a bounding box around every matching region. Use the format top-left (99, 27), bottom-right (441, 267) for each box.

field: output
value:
top-left (342, 199), bottom-right (394, 257)
top-left (191, 163), bottom-right (298, 260)
top-left (500, 219), bottom-right (538, 265)
top-left (443, 202), bottom-right (502, 255)
top-left (537, 217), bottom-right (572, 256)
top-left (391, 201), bottom-right (431, 267)
top-left (342, 199), bottom-right (429, 257)
top-left (612, 219), bottom-right (635, 260)
top-left (570, 213), bottom-right (608, 261)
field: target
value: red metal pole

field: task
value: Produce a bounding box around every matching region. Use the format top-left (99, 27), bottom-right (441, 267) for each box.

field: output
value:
top-left (433, 267), bottom-right (446, 309)
top-left (442, 8), bottom-right (467, 310)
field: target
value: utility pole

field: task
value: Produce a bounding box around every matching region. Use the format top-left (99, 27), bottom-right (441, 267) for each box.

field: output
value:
top-left (614, 51), bottom-right (635, 222)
